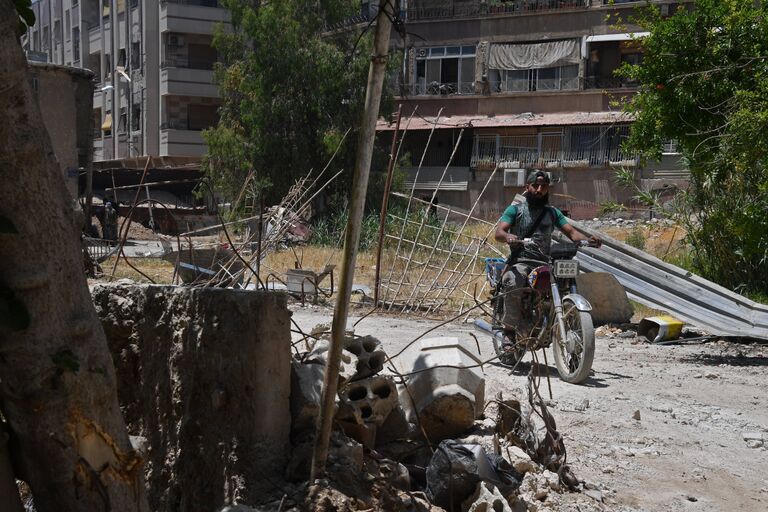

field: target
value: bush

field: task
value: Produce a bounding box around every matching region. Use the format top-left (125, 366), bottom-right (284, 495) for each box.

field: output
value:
top-left (625, 227), bottom-right (646, 250)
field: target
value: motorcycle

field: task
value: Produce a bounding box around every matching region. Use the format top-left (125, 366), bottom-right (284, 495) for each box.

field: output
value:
top-left (475, 238), bottom-right (597, 384)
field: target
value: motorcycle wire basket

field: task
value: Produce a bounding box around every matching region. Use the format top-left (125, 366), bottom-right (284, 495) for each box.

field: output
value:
top-left (484, 257), bottom-right (507, 288)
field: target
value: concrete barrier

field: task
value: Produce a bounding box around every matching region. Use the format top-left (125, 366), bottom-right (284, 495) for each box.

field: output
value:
top-left (392, 337), bottom-right (485, 442)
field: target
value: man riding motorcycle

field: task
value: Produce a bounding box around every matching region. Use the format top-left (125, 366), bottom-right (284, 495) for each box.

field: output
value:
top-left (493, 169), bottom-right (601, 349)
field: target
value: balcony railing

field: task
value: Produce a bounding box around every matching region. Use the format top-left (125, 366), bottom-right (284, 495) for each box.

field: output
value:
top-left (161, 0), bottom-right (220, 7)
top-left (161, 56), bottom-right (216, 70)
top-left (407, 0), bottom-right (589, 21)
top-left (583, 76), bottom-right (639, 89)
top-left (402, 81), bottom-right (477, 96)
top-left (471, 127), bottom-right (636, 169)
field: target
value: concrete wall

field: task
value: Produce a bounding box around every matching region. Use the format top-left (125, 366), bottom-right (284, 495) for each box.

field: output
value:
top-left (29, 63), bottom-right (94, 199)
top-left (91, 284), bottom-right (292, 512)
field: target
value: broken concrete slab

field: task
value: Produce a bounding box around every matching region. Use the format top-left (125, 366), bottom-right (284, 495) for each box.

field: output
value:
top-left (92, 284), bottom-right (291, 512)
top-left (575, 272), bottom-right (633, 326)
top-left (290, 360), bottom-right (327, 441)
top-left (393, 337), bottom-right (485, 442)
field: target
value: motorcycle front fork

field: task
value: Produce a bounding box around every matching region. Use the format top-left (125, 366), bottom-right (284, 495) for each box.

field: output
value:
top-left (550, 281), bottom-right (571, 344)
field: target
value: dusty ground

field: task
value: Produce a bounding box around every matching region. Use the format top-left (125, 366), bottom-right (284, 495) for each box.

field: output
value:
top-left (290, 304), bottom-right (768, 512)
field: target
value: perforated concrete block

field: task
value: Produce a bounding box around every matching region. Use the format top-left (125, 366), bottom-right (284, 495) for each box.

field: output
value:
top-left (392, 337), bottom-right (485, 442)
top-left (337, 375), bottom-right (398, 426)
top-left (343, 335), bottom-right (387, 380)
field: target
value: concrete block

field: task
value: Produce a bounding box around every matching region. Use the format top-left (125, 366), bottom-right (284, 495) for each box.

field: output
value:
top-left (337, 375), bottom-right (398, 426)
top-left (305, 338), bottom-right (359, 385)
top-left (463, 482), bottom-right (513, 512)
top-left (575, 272), bottom-right (633, 326)
top-left (92, 284), bottom-right (291, 512)
top-left (393, 337), bottom-right (485, 442)
top-left (343, 335), bottom-right (387, 380)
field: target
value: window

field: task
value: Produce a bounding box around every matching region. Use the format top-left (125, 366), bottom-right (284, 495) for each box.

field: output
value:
top-left (54, 20), bottom-right (61, 44)
top-left (72, 28), bottom-right (80, 61)
top-left (188, 43), bottom-right (217, 70)
top-left (414, 45), bottom-right (476, 95)
top-left (118, 48), bottom-right (126, 68)
top-left (65, 12), bottom-right (71, 40)
top-left (131, 42), bottom-right (141, 70)
top-left (118, 107), bottom-right (127, 133)
top-left (494, 64), bottom-right (579, 93)
top-left (131, 104), bottom-right (141, 131)
top-left (187, 104), bottom-right (219, 131)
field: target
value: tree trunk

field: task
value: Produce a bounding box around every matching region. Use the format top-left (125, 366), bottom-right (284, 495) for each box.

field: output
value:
top-left (0, 3), bottom-right (149, 511)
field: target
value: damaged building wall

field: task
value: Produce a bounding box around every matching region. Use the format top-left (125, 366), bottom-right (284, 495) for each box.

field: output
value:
top-left (29, 62), bottom-right (94, 199)
top-left (91, 284), bottom-right (291, 511)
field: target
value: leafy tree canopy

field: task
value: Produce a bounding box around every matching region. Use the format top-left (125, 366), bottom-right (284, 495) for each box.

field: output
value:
top-left (619, 0), bottom-right (768, 296)
top-left (203, 0), bottom-right (397, 211)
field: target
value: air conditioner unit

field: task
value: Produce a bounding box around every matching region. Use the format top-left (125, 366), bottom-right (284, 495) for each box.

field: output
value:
top-left (660, 4), bottom-right (670, 16)
top-left (503, 169), bottom-right (525, 187)
top-left (168, 35), bottom-right (185, 47)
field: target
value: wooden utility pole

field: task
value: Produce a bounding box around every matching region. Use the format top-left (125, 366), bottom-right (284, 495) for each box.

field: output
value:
top-left (310, 0), bottom-right (394, 479)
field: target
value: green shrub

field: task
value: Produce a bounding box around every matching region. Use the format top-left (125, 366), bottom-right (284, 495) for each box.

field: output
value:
top-left (625, 226), bottom-right (646, 250)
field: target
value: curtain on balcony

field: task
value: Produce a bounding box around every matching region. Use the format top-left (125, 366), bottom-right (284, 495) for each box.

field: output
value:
top-left (488, 39), bottom-right (580, 71)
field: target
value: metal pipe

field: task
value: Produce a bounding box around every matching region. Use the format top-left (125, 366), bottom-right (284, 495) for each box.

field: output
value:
top-left (373, 104), bottom-right (402, 307)
top-left (310, 0), bottom-right (394, 480)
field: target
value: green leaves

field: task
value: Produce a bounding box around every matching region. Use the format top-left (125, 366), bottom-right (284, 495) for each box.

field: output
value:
top-left (204, 0), bottom-right (395, 209)
top-left (620, 0), bottom-right (768, 295)
top-left (14, 0), bottom-right (35, 29)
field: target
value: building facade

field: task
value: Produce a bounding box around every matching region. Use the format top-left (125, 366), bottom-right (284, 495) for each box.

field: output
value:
top-left (22, 0), bottom-right (228, 163)
top-left (379, 0), bottom-right (690, 218)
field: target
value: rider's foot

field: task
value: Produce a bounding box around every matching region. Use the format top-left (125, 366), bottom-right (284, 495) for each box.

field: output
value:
top-left (502, 330), bottom-right (516, 351)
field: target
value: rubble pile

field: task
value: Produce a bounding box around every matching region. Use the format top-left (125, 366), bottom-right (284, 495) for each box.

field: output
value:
top-left (282, 328), bottom-right (599, 512)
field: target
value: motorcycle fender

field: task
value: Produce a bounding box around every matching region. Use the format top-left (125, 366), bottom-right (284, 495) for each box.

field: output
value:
top-left (562, 293), bottom-right (592, 312)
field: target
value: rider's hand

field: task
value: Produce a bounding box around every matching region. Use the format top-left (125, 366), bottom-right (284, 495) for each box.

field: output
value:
top-left (588, 235), bottom-right (602, 248)
top-left (506, 234), bottom-right (522, 247)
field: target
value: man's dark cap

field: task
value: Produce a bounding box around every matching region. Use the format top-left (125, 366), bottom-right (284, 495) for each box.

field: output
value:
top-left (526, 170), bottom-right (551, 184)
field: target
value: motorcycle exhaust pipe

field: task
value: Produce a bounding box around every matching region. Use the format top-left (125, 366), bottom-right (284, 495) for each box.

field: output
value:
top-left (474, 318), bottom-right (507, 347)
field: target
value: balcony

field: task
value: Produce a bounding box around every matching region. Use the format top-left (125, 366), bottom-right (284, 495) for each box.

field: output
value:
top-left (159, 126), bottom-right (207, 157)
top-left (160, 0), bottom-right (228, 35)
top-left (583, 76), bottom-right (638, 90)
top-left (160, 67), bottom-right (217, 97)
top-left (470, 126), bottom-right (636, 170)
top-left (402, 81), bottom-right (477, 96)
top-left (406, 0), bottom-right (589, 21)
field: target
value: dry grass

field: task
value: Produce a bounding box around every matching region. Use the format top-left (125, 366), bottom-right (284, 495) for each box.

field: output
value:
top-left (91, 257), bottom-right (176, 285)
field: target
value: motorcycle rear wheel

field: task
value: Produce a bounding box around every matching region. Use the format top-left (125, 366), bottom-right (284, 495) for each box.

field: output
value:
top-left (552, 298), bottom-right (595, 384)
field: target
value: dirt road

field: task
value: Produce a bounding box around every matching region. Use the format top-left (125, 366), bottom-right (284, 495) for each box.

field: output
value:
top-left (291, 304), bottom-right (768, 511)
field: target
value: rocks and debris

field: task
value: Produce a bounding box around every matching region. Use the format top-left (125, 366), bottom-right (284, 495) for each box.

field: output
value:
top-left (425, 440), bottom-right (521, 510)
top-left (285, 328), bottom-right (587, 511)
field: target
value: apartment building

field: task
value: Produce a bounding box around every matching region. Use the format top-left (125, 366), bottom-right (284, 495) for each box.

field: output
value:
top-left (379, 0), bottom-right (690, 218)
top-left (22, 0), bottom-right (227, 163)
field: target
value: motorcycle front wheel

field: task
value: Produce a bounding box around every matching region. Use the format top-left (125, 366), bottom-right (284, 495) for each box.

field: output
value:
top-left (552, 298), bottom-right (595, 384)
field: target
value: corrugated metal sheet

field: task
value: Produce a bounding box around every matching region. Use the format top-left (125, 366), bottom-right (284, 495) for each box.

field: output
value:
top-left (377, 111), bottom-right (634, 131)
top-left (564, 223), bottom-right (768, 340)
